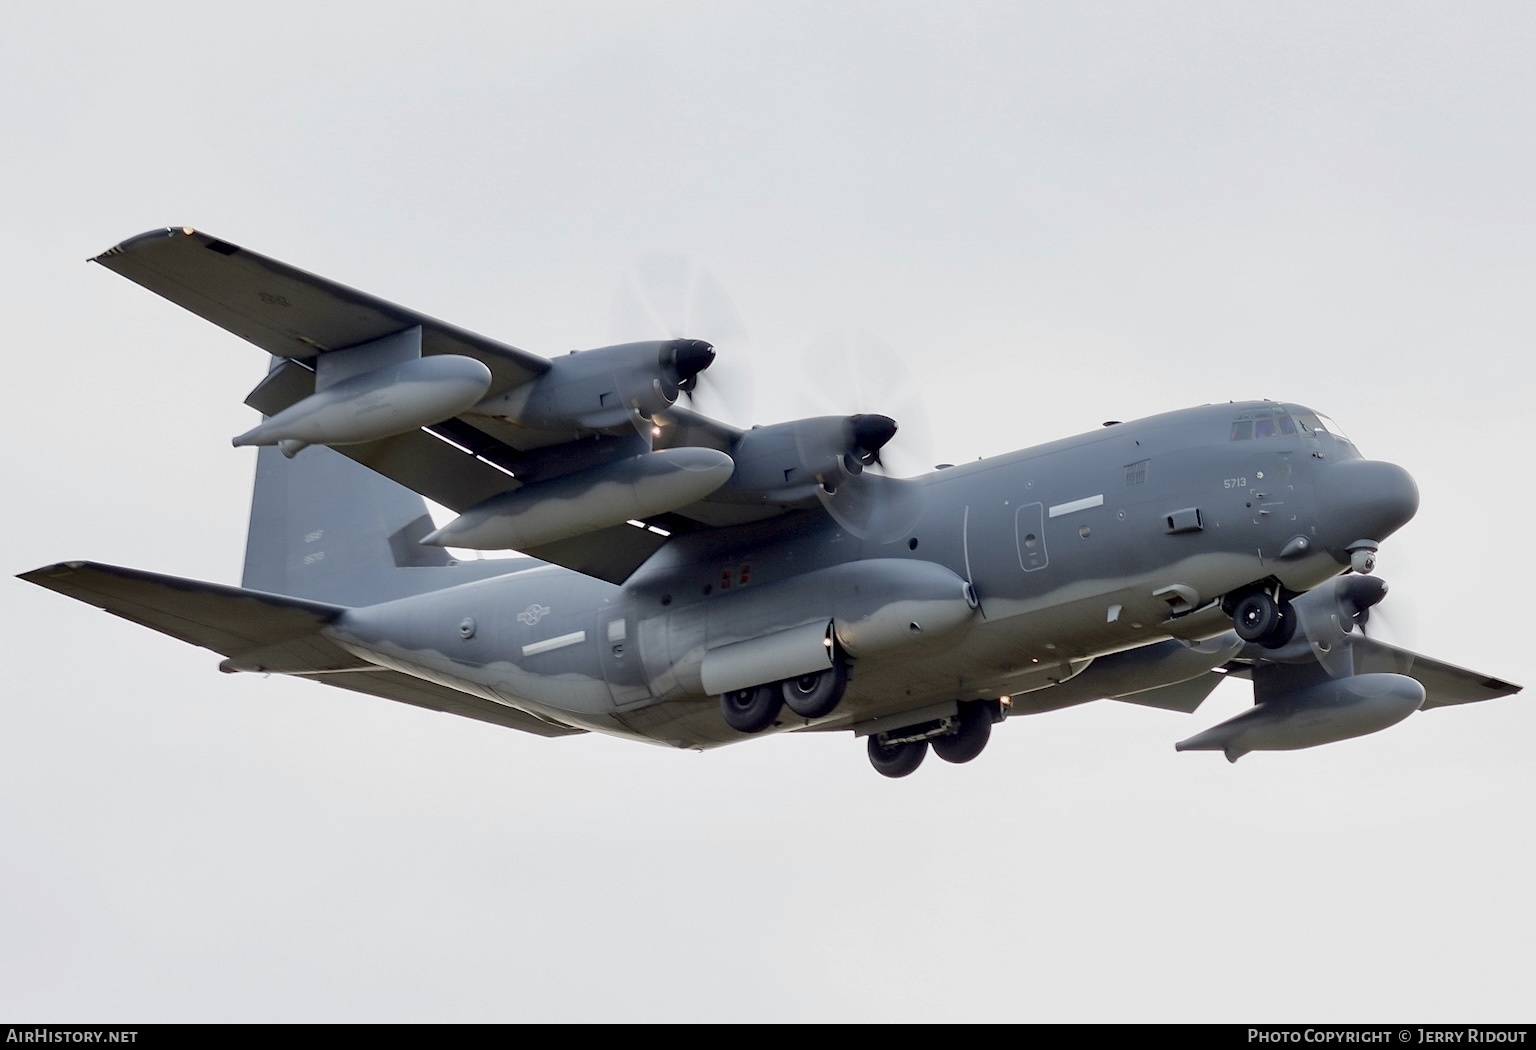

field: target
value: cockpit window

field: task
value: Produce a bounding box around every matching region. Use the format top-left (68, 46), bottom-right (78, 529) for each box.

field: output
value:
top-left (1316, 413), bottom-right (1353, 445)
top-left (1229, 408), bottom-right (1296, 441)
top-left (1290, 409), bottom-right (1360, 453)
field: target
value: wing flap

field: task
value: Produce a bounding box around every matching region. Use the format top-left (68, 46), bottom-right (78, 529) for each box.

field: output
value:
top-left (94, 227), bottom-right (549, 395)
top-left (1110, 673), bottom-right (1226, 713)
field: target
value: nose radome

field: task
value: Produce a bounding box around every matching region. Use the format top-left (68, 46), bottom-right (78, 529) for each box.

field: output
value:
top-left (1316, 459), bottom-right (1420, 549)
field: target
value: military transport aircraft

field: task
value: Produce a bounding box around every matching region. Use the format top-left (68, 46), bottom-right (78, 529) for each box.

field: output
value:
top-left (22, 227), bottom-right (1522, 776)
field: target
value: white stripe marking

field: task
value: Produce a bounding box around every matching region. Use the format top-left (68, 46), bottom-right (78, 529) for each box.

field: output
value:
top-left (522, 631), bottom-right (587, 657)
top-left (1048, 494), bottom-right (1104, 518)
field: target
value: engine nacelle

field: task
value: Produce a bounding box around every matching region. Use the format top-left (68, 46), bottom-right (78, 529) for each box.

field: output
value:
top-left (233, 353), bottom-right (493, 456)
top-left (474, 339), bottom-right (714, 433)
top-left (712, 414), bottom-right (898, 505)
top-left (1175, 672), bottom-right (1425, 762)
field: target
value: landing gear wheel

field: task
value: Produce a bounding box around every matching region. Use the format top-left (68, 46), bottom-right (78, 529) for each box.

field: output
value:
top-left (1267, 601), bottom-right (1297, 648)
top-left (867, 735), bottom-right (927, 778)
top-left (932, 701), bottom-right (992, 764)
top-left (781, 660), bottom-right (849, 719)
top-left (1233, 592), bottom-right (1280, 643)
top-left (720, 685), bottom-right (783, 734)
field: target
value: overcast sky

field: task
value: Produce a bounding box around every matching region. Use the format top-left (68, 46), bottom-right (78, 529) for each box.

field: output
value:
top-left (2, 1), bottom-right (1532, 1022)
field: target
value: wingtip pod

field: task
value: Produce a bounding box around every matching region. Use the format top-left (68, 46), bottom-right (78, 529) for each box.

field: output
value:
top-left (1175, 673), bottom-right (1426, 760)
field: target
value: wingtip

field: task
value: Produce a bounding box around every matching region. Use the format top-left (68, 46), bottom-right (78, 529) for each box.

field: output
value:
top-left (92, 226), bottom-right (199, 264)
top-left (17, 561), bottom-right (89, 584)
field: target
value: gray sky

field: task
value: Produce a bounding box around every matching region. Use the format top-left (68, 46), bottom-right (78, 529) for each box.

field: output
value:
top-left (2, 1), bottom-right (1532, 1021)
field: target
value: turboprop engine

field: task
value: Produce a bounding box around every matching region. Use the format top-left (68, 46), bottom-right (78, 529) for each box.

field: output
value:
top-left (473, 339), bottom-right (716, 434)
top-left (710, 413), bottom-right (899, 505)
top-left (233, 326), bottom-right (493, 457)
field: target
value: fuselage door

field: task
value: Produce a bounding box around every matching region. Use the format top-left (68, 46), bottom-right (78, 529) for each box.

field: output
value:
top-left (1014, 502), bottom-right (1048, 571)
top-left (598, 601), bottom-right (653, 707)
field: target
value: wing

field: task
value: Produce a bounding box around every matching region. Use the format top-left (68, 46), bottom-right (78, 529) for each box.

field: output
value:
top-left (20, 561), bottom-right (584, 738)
top-left (95, 227), bottom-right (550, 391)
top-left (96, 229), bottom-right (896, 583)
top-left (1220, 636), bottom-right (1521, 709)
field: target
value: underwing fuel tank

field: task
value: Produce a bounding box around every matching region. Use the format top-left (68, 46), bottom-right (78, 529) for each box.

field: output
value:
top-left (1175, 672), bottom-right (1425, 762)
top-left (232, 354), bottom-right (493, 456)
top-left (423, 447), bottom-right (734, 550)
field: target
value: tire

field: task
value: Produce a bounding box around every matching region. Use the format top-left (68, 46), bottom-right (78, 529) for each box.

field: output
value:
top-left (1233, 592), bottom-right (1280, 643)
top-left (932, 701), bottom-right (992, 764)
top-left (781, 660), bottom-right (849, 719)
top-left (1266, 600), bottom-right (1298, 648)
top-left (867, 735), bottom-right (927, 778)
top-left (719, 685), bottom-right (783, 734)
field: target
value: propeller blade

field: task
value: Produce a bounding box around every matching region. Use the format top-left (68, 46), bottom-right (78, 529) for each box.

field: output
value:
top-left (1291, 574), bottom-right (1392, 678)
top-left (813, 471), bottom-right (927, 545)
top-left (792, 329), bottom-right (936, 478)
top-left (609, 254), bottom-right (755, 426)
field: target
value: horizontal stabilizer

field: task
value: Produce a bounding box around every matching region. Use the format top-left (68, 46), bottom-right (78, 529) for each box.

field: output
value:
top-left (20, 560), bottom-right (358, 671)
top-left (20, 561), bottom-right (587, 738)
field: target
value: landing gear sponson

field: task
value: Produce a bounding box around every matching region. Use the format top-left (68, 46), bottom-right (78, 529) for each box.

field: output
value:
top-left (865, 699), bottom-right (1005, 778)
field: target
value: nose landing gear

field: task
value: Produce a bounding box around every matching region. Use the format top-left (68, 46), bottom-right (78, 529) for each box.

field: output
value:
top-left (1231, 591), bottom-right (1297, 648)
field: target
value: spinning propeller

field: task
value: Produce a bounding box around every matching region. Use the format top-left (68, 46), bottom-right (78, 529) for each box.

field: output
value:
top-left (610, 262), bottom-right (937, 542)
top-left (1270, 573), bottom-right (1414, 679)
top-left (776, 329), bottom-right (936, 542)
top-left (609, 254), bottom-right (756, 427)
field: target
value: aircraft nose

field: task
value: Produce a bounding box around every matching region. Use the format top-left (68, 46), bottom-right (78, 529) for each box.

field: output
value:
top-left (1315, 459), bottom-right (1420, 550)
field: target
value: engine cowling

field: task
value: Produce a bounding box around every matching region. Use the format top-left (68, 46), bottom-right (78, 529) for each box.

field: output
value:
top-left (711, 414), bottom-right (898, 505)
top-left (474, 339), bottom-right (714, 433)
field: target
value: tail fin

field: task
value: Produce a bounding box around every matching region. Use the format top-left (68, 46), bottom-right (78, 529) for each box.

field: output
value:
top-left (242, 443), bottom-right (524, 606)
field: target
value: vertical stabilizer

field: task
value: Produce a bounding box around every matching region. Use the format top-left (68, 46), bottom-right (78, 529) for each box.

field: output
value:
top-left (242, 444), bottom-right (525, 606)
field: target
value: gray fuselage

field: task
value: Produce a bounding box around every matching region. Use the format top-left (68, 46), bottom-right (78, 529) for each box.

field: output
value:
top-left (326, 400), bottom-right (1418, 749)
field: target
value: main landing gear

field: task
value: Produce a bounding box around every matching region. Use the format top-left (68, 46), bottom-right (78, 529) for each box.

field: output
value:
top-left (865, 699), bottom-right (1002, 779)
top-left (718, 658), bottom-right (850, 733)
